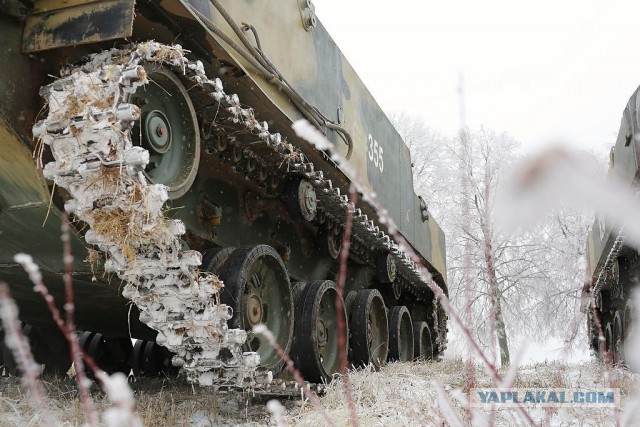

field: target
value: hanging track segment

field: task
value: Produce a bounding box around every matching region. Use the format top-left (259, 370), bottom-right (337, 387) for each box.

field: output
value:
top-left (33, 43), bottom-right (265, 387)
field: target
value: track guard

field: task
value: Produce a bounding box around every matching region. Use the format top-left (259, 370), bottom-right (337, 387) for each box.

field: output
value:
top-left (22, 0), bottom-right (135, 53)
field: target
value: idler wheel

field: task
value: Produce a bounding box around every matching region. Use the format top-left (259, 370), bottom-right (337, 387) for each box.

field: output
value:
top-left (201, 246), bottom-right (236, 274)
top-left (613, 310), bottom-right (624, 365)
top-left (290, 280), bottom-right (347, 383)
top-left (286, 177), bottom-right (317, 221)
top-left (349, 289), bottom-right (388, 369)
top-left (412, 321), bottom-right (434, 360)
top-left (129, 64), bottom-right (200, 199)
top-left (387, 306), bottom-right (414, 362)
top-left (132, 340), bottom-right (176, 377)
top-left (3, 324), bottom-right (71, 376)
top-left (217, 245), bottom-right (293, 372)
top-left (79, 332), bottom-right (132, 375)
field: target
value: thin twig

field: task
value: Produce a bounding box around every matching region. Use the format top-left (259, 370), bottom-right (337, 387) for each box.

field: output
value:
top-left (334, 185), bottom-right (359, 427)
top-left (0, 283), bottom-right (56, 425)
top-left (61, 213), bottom-right (97, 425)
top-left (253, 324), bottom-right (335, 427)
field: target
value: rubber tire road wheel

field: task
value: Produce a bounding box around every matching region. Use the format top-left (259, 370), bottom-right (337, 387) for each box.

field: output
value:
top-left (80, 332), bottom-right (132, 375)
top-left (26, 324), bottom-right (72, 376)
top-left (0, 326), bottom-right (4, 373)
top-left (38, 329), bottom-right (72, 376)
top-left (290, 281), bottom-right (307, 306)
top-left (344, 291), bottom-right (357, 317)
top-left (604, 322), bottom-right (614, 362)
top-left (131, 340), bottom-right (175, 377)
top-left (217, 245), bottom-right (293, 372)
top-left (290, 280), bottom-right (347, 383)
top-left (388, 306), bottom-right (414, 362)
top-left (132, 340), bottom-right (146, 376)
top-left (201, 246), bottom-right (235, 274)
top-left (1, 339), bottom-right (18, 376)
top-left (413, 321), bottom-right (434, 361)
top-left (343, 290), bottom-right (357, 363)
top-left (349, 289), bottom-right (388, 369)
top-left (128, 64), bottom-right (200, 200)
top-left (624, 299), bottom-right (634, 364)
top-left (613, 310), bottom-right (624, 365)
top-left (587, 309), bottom-right (600, 355)
top-left (3, 324), bottom-right (71, 376)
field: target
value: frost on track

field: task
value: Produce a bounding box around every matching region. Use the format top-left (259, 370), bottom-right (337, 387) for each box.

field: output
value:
top-left (32, 42), bottom-right (266, 387)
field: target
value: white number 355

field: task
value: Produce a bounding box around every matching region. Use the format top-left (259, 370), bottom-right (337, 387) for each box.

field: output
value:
top-left (367, 134), bottom-right (384, 173)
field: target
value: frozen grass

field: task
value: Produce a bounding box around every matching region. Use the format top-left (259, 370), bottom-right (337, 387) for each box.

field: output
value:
top-left (0, 374), bottom-right (272, 426)
top-left (284, 358), bottom-right (636, 426)
top-left (1, 359), bottom-right (636, 426)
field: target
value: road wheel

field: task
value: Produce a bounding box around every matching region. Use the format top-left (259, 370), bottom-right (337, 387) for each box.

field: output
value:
top-left (349, 289), bottom-right (388, 369)
top-left (413, 321), bottom-right (434, 360)
top-left (290, 281), bottom-right (307, 306)
top-left (0, 326), bottom-right (4, 374)
top-left (3, 324), bottom-right (71, 376)
top-left (217, 245), bottom-right (293, 372)
top-left (201, 246), bottom-right (235, 274)
top-left (623, 298), bottom-right (634, 364)
top-left (613, 310), bottom-right (624, 365)
top-left (129, 64), bottom-right (200, 199)
top-left (388, 306), bottom-right (414, 362)
top-left (132, 340), bottom-right (176, 377)
top-left (79, 332), bottom-right (132, 375)
top-left (604, 321), bottom-right (614, 363)
top-left (290, 280), bottom-right (347, 383)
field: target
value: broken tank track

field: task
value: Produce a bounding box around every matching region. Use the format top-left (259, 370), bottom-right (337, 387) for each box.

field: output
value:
top-left (33, 42), bottom-right (447, 387)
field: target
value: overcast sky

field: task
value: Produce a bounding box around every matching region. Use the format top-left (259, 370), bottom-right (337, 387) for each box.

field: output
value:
top-left (314, 0), bottom-right (640, 154)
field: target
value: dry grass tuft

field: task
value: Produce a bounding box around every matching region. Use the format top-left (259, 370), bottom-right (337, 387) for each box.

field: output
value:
top-left (152, 46), bottom-right (184, 64)
top-left (86, 178), bottom-right (174, 264)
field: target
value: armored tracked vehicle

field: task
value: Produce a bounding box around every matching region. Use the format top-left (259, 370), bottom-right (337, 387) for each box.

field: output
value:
top-left (585, 86), bottom-right (640, 365)
top-left (0, 0), bottom-right (447, 386)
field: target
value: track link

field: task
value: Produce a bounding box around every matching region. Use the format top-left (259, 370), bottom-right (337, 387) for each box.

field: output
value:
top-left (33, 42), bottom-right (447, 386)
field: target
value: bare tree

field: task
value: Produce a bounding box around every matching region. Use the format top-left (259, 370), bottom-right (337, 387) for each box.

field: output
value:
top-left (391, 112), bottom-right (598, 365)
top-left (389, 112), bottom-right (449, 221)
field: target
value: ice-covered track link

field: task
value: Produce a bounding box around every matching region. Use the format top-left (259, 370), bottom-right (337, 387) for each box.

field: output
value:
top-left (33, 43), bottom-right (267, 387)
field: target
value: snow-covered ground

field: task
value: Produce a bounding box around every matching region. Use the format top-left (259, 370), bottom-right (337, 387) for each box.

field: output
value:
top-left (0, 358), bottom-right (637, 426)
